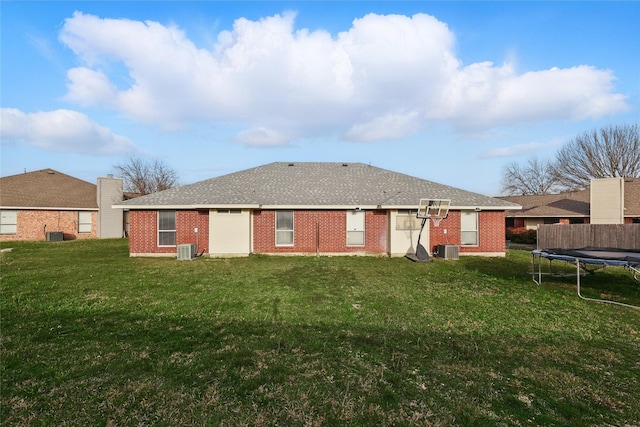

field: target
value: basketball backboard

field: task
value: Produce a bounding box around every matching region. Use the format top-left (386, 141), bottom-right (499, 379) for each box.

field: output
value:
top-left (416, 199), bottom-right (451, 225)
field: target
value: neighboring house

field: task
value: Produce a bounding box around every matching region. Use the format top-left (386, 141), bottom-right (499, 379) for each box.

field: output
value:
top-left (499, 177), bottom-right (640, 229)
top-left (0, 169), bottom-right (126, 241)
top-left (115, 162), bottom-right (521, 258)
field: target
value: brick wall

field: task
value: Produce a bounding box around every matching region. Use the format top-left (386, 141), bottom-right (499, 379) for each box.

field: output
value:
top-left (0, 209), bottom-right (97, 241)
top-left (429, 210), bottom-right (506, 254)
top-left (253, 210), bottom-right (388, 254)
top-left (127, 208), bottom-right (506, 256)
top-left (473, 210), bottom-right (508, 253)
top-left (129, 210), bottom-right (209, 255)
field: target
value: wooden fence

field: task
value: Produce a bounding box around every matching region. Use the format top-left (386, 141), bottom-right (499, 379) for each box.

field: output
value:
top-left (537, 224), bottom-right (640, 250)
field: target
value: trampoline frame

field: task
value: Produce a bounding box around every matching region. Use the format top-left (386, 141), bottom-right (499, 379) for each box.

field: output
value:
top-left (532, 249), bottom-right (640, 309)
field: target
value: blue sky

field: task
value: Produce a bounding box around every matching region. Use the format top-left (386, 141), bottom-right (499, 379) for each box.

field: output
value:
top-left (1, 1), bottom-right (638, 196)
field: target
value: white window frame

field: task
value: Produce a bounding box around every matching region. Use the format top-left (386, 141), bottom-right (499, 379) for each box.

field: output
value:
top-left (346, 210), bottom-right (365, 246)
top-left (395, 209), bottom-right (421, 230)
top-left (158, 210), bottom-right (177, 247)
top-left (0, 210), bottom-right (17, 235)
top-left (217, 209), bottom-right (242, 214)
top-left (461, 210), bottom-right (479, 246)
top-left (276, 211), bottom-right (294, 246)
top-left (78, 211), bottom-right (92, 233)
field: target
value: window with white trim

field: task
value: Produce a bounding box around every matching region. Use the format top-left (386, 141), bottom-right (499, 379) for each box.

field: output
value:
top-left (276, 211), bottom-right (294, 246)
top-left (395, 210), bottom-right (421, 230)
top-left (461, 210), bottom-right (478, 246)
top-left (78, 211), bottom-right (92, 233)
top-left (217, 209), bottom-right (242, 214)
top-left (346, 210), bottom-right (365, 246)
top-left (0, 210), bottom-right (17, 235)
top-left (158, 210), bottom-right (176, 246)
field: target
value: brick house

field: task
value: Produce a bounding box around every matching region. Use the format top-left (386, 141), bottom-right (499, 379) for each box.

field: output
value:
top-left (0, 169), bottom-right (126, 241)
top-left (499, 177), bottom-right (640, 229)
top-left (116, 162), bottom-right (520, 258)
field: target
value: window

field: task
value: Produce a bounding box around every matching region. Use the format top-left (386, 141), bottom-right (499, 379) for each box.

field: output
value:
top-left (158, 211), bottom-right (176, 246)
top-left (461, 210), bottom-right (478, 246)
top-left (217, 209), bottom-right (242, 214)
top-left (396, 210), bottom-right (421, 230)
top-left (0, 210), bottom-right (17, 235)
top-left (276, 211), bottom-right (294, 246)
top-left (347, 210), bottom-right (365, 246)
top-left (78, 211), bottom-right (92, 233)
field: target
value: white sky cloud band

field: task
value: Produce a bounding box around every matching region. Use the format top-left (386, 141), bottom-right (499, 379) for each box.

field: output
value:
top-left (0, 108), bottom-right (133, 153)
top-left (53, 10), bottom-right (628, 147)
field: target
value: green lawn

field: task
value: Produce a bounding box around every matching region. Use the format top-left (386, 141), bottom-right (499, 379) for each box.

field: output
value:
top-left (1, 239), bottom-right (639, 426)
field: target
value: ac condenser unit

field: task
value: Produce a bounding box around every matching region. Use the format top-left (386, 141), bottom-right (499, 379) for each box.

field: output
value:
top-left (46, 231), bottom-right (64, 242)
top-left (436, 244), bottom-right (459, 260)
top-left (177, 244), bottom-right (197, 260)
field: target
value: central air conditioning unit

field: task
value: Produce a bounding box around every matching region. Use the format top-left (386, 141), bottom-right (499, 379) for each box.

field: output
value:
top-left (437, 244), bottom-right (459, 260)
top-left (177, 244), bottom-right (197, 260)
top-left (46, 231), bottom-right (64, 242)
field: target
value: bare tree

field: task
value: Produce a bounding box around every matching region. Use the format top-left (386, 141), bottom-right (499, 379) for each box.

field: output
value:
top-left (113, 157), bottom-right (179, 195)
top-left (554, 123), bottom-right (640, 191)
top-left (501, 157), bottom-right (560, 195)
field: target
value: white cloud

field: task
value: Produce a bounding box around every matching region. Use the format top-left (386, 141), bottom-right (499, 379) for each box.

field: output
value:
top-left (478, 141), bottom-right (547, 159)
top-left (234, 126), bottom-right (289, 146)
top-left (64, 67), bottom-right (119, 107)
top-left (344, 111), bottom-right (421, 142)
top-left (58, 11), bottom-right (629, 145)
top-left (477, 137), bottom-right (565, 159)
top-left (0, 108), bottom-right (134, 153)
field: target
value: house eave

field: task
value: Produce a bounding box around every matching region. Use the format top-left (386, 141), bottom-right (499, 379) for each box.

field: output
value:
top-left (113, 204), bottom-right (262, 210)
top-left (259, 204), bottom-right (381, 210)
top-left (452, 205), bottom-right (522, 211)
top-left (0, 206), bottom-right (98, 211)
top-left (114, 203), bottom-right (521, 211)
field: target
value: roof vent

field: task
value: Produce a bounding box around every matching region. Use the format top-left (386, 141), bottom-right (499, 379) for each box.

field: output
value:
top-left (288, 163), bottom-right (295, 166)
top-left (342, 163), bottom-right (348, 167)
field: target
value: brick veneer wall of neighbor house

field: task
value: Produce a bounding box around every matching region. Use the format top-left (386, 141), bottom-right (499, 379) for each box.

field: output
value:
top-left (0, 210), bottom-right (97, 241)
top-left (253, 210), bottom-right (388, 254)
top-left (429, 210), bottom-right (506, 254)
top-left (129, 210), bottom-right (210, 255)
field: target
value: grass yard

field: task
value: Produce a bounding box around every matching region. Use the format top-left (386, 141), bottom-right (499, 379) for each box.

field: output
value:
top-left (1, 239), bottom-right (639, 426)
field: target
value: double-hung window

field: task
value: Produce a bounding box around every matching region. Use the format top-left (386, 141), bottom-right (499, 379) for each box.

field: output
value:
top-left (0, 210), bottom-right (17, 235)
top-left (461, 210), bottom-right (478, 246)
top-left (395, 210), bottom-right (421, 230)
top-left (276, 211), bottom-right (294, 246)
top-left (346, 210), bottom-right (365, 246)
top-left (78, 211), bottom-right (92, 233)
top-left (158, 210), bottom-right (176, 246)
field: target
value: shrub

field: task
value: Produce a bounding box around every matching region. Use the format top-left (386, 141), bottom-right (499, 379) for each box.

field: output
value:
top-left (506, 227), bottom-right (537, 244)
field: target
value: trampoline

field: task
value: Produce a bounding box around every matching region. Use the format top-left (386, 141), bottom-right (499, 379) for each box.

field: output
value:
top-left (532, 248), bottom-right (640, 309)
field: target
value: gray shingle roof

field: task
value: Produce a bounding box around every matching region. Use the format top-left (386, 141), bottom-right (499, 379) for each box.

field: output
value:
top-left (118, 162), bottom-right (521, 209)
top-left (622, 178), bottom-right (640, 216)
top-left (499, 191), bottom-right (590, 217)
top-left (0, 168), bottom-right (98, 209)
top-left (499, 177), bottom-right (640, 218)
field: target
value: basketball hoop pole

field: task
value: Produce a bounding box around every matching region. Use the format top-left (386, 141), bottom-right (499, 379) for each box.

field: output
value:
top-left (415, 217), bottom-right (429, 261)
